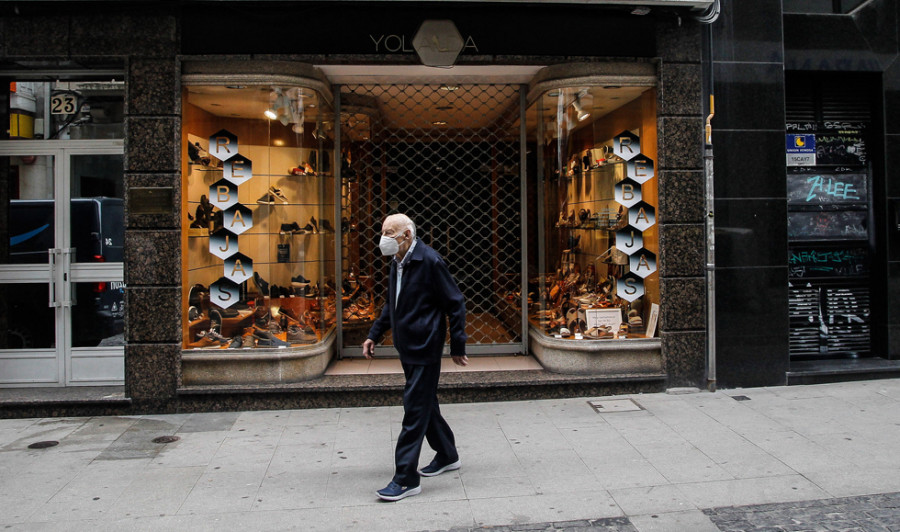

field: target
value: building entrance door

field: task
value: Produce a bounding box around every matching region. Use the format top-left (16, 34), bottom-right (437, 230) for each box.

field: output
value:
top-left (0, 140), bottom-right (125, 386)
top-left (335, 83), bottom-right (526, 358)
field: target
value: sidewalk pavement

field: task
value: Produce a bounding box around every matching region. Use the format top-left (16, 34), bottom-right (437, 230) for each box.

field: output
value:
top-left (2, 379), bottom-right (900, 532)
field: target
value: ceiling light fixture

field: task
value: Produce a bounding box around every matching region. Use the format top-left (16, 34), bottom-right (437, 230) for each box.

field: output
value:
top-left (432, 120), bottom-right (448, 126)
top-left (439, 85), bottom-right (459, 92)
top-left (573, 95), bottom-right (590, 122)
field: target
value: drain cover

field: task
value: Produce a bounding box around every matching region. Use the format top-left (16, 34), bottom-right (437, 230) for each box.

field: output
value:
top-left (731, 395), bottom-right (751, 401)
top-left (152, 436), bottom-right (180, 444)
top-left (588, 399), bottom-right (644, 413)
top-left (28, 440), bottom-right (59, 449)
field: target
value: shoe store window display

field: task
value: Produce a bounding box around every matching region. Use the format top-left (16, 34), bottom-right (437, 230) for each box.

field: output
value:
top-left (181, 84), bottom-right (337, 351)
top-left (525, 86), bottom-right (660, 342)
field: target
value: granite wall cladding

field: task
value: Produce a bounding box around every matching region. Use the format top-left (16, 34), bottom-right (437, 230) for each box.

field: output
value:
top-left (2, 16), bottom-right (70, 58)
top-left (125, 287), bottom-right (181, 343)
top-left (71, 15), bottom-right (178, 58)
top-left (659, 225), bottom-right (705, 278)
top-left (128, 59), bottom-right (180, 116)
top-left (661, 331), bottom-right (707, 389)
top-left (659, 277), bottom-right (706, 332)
top-left (658, 117), bottom-right (705, 170)
top-left (658, 170), bottom-right (705, 223)
top-left (125, 117), bottom-right (180, 173)
top-left (124, 231), bottom-right (181, 286)
top-left (660, 63), bottom-right (703, 117)
top-left (125, 344), bottom-right (180, 402)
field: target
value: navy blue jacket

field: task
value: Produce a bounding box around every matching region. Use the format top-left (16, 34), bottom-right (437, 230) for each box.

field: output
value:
top-left (367, 239), bottom-right (467, 365)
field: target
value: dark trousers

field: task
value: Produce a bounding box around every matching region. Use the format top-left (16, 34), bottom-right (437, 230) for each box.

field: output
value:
top-left (393, 361), bottom-right (458, 487)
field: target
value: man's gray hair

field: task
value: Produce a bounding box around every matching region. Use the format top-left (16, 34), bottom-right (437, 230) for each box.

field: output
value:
top-left (385, 213), bottom-right (416, 239)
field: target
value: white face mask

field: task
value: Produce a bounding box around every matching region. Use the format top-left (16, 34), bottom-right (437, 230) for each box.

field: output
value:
top-left (378, 233), bottom-right (404, 256)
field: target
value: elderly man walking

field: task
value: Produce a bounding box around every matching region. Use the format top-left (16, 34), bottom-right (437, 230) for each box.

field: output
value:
top-left (362, 213), bottom-right (469, 501)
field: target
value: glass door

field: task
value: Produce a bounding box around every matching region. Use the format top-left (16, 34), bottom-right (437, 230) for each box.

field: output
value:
top-left (0, 141), bottom-right (124, 386)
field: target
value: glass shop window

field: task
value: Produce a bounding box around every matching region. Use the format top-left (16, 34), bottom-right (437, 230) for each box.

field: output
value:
top-left (182, 85), bottom-right (335, 350)
top-left (527, 86), bottom-right (660, 340)
top-left (6, 79), bottom-right (124, 140)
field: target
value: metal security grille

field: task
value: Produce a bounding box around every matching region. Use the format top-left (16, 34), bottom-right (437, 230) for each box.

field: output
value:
top-left (337, 84), bottom-right (523, 356)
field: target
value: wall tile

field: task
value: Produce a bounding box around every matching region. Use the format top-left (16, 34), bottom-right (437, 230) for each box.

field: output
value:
top-left (3, 16), bottom-right (69, 57)
top-left (125, 117), bottom-right (179, 173)
top-left (662, 330), bottom-right (706, 389)
top-left (125, 344), bottom-right (179, 401)
top-left (658, 117), bottom-right (704, 170)
top-left (656, 17), bottom-right (703, 63)
top-left (125, 287), bottom-right (180, 343)
top-left (659, 170), bottom-right (706, 224)
top-left (71, 15), bottom-right (178, 57)
top-left (714, 130), bottom-right (787, 200)
top-left (889, 262), bottom-right (900, 327)
top-left (714, 0), bottom-right (783, 63)
top-left (660, 62), bottom-right (702, 117)
top-left (713, 62), bottom-right (785, 131)
top-left (125, 231), bottom-right (181, 286)
top-left (887, 135), bottom-right (900, 197)
top-left (128, 58), bottom-right (179, 116)
top-left (660, 224), bottom-right (705, 277)
top-left (714, 199), bottom-right (788, 269)
top-left (660, 276), bottom-right (706, 331)
top-left (714, 266), bottom-right (789, 387)
top-left (125, 173), bottom-right (181, 229)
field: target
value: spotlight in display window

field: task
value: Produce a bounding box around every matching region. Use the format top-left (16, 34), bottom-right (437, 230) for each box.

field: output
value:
top-left (210, 179), bottom-right (239, 210)
top-left (223, 154), bottom-right (253, 186)
top-left (629, 250), bottom-right (657, 279)
top-left (614, 178), bottom-right (642, 208)
top-left (223, 204), bottom-right (253, 235)
top-left (616, 273), bottom-right (645, 303)
top-left (615, 226), bottom-right (644, 255)
top-left (628, 201), bottom-right (656, 231)
top-left (209, 229), bottom-right (239, 259)
top-left (626, 154), bottom-right (655, 184)
top-left (210, 277), bottom-right (241, 309)
top-left (208, 129), bottom-right (238, 162)
top-left (224, 253), bottom-right (253, 284)
top-left (613, 130), bottom-right (641, 161)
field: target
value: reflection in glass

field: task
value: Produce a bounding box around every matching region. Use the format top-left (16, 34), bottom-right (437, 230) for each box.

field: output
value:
top-left (0, 283), bottom-right (56, 349)
top-left (7, 80), bottom-right (124, 141)
top-left (2, 155), bottom-right (55, 265)
top-left (72, 281), bottom-right (125, 347)
top-left (70, 155), bottom-right (124, 263)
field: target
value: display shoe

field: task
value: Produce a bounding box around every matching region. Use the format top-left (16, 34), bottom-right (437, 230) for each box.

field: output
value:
top-left (253, 272), bottom-right (270, 297)
top-left (291, 274), bottom-right (310, 287)
top-left (577, 308), bottom-right (588, 333)
top-left (289, 166), bottom-right (308, 176)
top-left (287, 324), bottom-right (317, 344)
top-left (309, 216), bottom-right (319, 234)
top-left (257, 191), bottom-right (277, 205)
top-left (319, 218), bottom-right (335, 233)
top-left (585, 326), bottom-right (614, 339)
top-left (280, 222), bottom-right (302, 234)
top-left (206, 329), bottom-right (231, 344)
top-left (269, 186), bottom-right (289, 204)
top-left (254, 330), bottom-right (290, 347)
top-left (565, 308), bottom-right (578, 333)
top-left (559, 327), bottom-right (572, 337)
top-left (188, 305), bottom-right (200, 321)
top-left (270, 284), bottom-right (283, 298)
top-left (298, 222), bottom-right (315, 234)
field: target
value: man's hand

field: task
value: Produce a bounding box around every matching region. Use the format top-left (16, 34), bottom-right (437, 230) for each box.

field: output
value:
top-left (362, 338), bottom-right (375, 359)
top-left (452, 355), bottom-right (469, 366)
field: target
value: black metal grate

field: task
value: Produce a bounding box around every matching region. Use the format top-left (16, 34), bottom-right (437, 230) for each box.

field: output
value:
top-left (338, 84), bottom-right (523, 354)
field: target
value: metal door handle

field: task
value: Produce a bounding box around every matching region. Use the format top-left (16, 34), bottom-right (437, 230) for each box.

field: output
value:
top-left (48, 248), bottom-right (60, 308)
top-left (61, 248), bottom-right (74, 308)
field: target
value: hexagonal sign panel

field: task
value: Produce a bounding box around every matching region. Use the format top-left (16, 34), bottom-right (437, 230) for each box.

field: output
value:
top-left (208, 129), bottom-right (238, 162)
top-left (615, 178), bottom-right (642, 208)
top-left (613, 130), bottom-right (641, 161)
top-left (210, 277), bottom-right (241, 309)
top-left (224, 253), bottom-right (253, 284)
top-left (223, 154), bottom-right (253, 186)
top-left (615, 226), bottom-right (644, 255)
top-left (628, 201), bottom-right (657, 232)
top-left (223, 203), bottom-right (253, 235)
top-left (626, 154), bottom-right (655, 184)
top-left (616, 273), bottom-right (645, 303)
top-left (629, 250), bottom-right (658, 279)
top-left (209, 179), bottom-right (238, 210)
top-left (412, 20), bottom-right (464, 67)
top-left (209, 228), bottom-right (239, 259)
